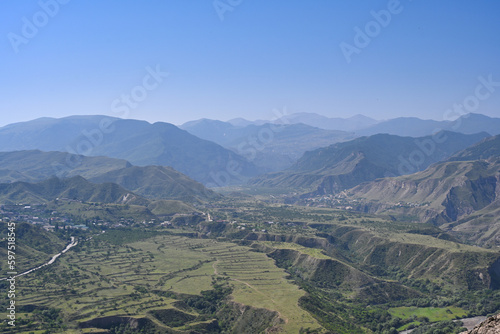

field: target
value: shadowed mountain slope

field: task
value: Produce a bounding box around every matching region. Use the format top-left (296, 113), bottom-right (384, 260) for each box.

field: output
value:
top-left (250, 131), bottom-right (490, 194)
top-left (0, 150), bottom-right (219, 202)
top-left (0, 116), bottom-right (258, 185)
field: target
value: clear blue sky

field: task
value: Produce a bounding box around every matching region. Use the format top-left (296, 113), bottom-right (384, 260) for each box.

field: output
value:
top-left (1, 0), bottom-right (499, 126)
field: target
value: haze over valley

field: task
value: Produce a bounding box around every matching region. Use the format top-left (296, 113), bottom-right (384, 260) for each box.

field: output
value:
top-left (1, 111), bottom-right (500, 333)
top-left (2, 1), bottom-right (500, 333)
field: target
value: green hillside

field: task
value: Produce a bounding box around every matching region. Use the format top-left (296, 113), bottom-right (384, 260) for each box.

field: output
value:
top-left (147, 200), bottom-right (199, 216)
top-left (90, 165), bottom-right (221, 203)
top-left (0, 150), bottom-right (131, 182)
top-left (0, 176), bottom-right (148, 205)
top-left (0, 222), bottom-right (67, 273)
top-left (0, 150), bottom-right (220, 202)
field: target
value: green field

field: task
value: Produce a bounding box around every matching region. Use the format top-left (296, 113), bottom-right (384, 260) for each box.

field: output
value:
top-left (3, 200), bottom-right (500, 333)
top-left (13, 231), bottom-right (322, 333)
top-left (389, 306), bottom-right (468, 322)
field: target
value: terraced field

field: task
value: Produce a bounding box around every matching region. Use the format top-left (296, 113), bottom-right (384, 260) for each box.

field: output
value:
top-left (208, 241), bottom-right (321, 332)
top-left (14, 232), bottom-right (322, 333)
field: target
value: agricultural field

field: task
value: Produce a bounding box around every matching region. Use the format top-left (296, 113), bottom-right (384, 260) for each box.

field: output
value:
top-left (7, 230), bottom-right (322, 333)
top-left (2, 200), bottom-right (500, 333)
top-left (389, 306), bottom-right (468, 323)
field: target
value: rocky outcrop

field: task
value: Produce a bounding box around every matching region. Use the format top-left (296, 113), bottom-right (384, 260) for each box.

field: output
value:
top-left (464, 313), bottom-right (500, 334)
top-left (441, 175), bottom-right (498, 221)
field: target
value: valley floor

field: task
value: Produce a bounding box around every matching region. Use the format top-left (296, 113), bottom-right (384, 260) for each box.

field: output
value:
top-left (2, 200), bottom-right (500, 333)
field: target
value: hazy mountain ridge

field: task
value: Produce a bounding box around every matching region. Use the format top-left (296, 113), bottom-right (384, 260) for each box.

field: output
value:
top-left (358, 113), bottom-right (500, 137)
top-left (181, 119), bottom-right (355, 171)
top-left (226, 112), bottom-right (379, 131)
top-left (250, 131), bottom-right (491, 194)
top-left (277, 112), bottom-right (378, 131)
top-left (0, 116), bottom-right (258, 185)
top-left (449, 134), bottom-right (500, 162)
top-left (226, 113), bottom-right (500, 137)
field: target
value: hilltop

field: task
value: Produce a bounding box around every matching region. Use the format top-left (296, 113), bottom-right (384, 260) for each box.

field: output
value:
top-left (90, 165), bottom-right (221, 203)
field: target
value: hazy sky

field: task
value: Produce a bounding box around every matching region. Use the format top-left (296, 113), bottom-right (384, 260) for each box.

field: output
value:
top-left (1, 0), bottom-right (500, 127)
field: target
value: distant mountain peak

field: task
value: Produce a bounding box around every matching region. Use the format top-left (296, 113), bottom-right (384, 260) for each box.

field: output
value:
top-left (358, 113), bottom-right (500, 137)
top-left (0, 115), bottom-right (258, 186)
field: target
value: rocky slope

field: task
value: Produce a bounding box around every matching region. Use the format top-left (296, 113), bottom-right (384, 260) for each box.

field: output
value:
top-left (464, 313), bottom-right (500, 334)
top-left (243, 229), bottom-right (500, 292)
top-left (345, 134), bottom-right (500, 247)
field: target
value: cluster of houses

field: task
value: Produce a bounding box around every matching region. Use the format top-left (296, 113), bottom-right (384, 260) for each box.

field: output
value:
top-left (0, 204), bottom-right (88, 231)
top-left (298, 193), bottom-right (356, 210)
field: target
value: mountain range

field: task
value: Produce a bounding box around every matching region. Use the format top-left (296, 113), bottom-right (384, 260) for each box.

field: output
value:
top-left (0, 113), bottom-right (498, 199)
top-left (225, 112), bottom-right (500, 137)
top-left (181, 119), bottom-right (354, 171)
top-left (449, 134), bottom-right (500, 162)
top-left (226, 113), bottom-right (378, 132)
top-left (357, 113), bottom-right (500, 137)
top-left (250, 131), bottom-right (491, 194)
top-left (1, 113), bottom-right (498, 188)
top-left (347, 134), bottom-right (500, 247)
top-left (0, 150), bottom-right (219, 203)
top-left (0, 116), bottom-right (257, 185)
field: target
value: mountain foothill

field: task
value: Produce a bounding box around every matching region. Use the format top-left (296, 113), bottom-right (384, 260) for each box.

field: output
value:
top-left (0, 112), bottom-right (499, 247)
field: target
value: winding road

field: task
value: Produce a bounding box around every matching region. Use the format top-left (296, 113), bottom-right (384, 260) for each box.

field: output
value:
top-left (1, 236), bottom-right (78, 281)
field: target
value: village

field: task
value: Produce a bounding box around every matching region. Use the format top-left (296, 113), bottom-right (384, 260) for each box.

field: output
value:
top-left (0, 201), bottom-right (142, 232)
